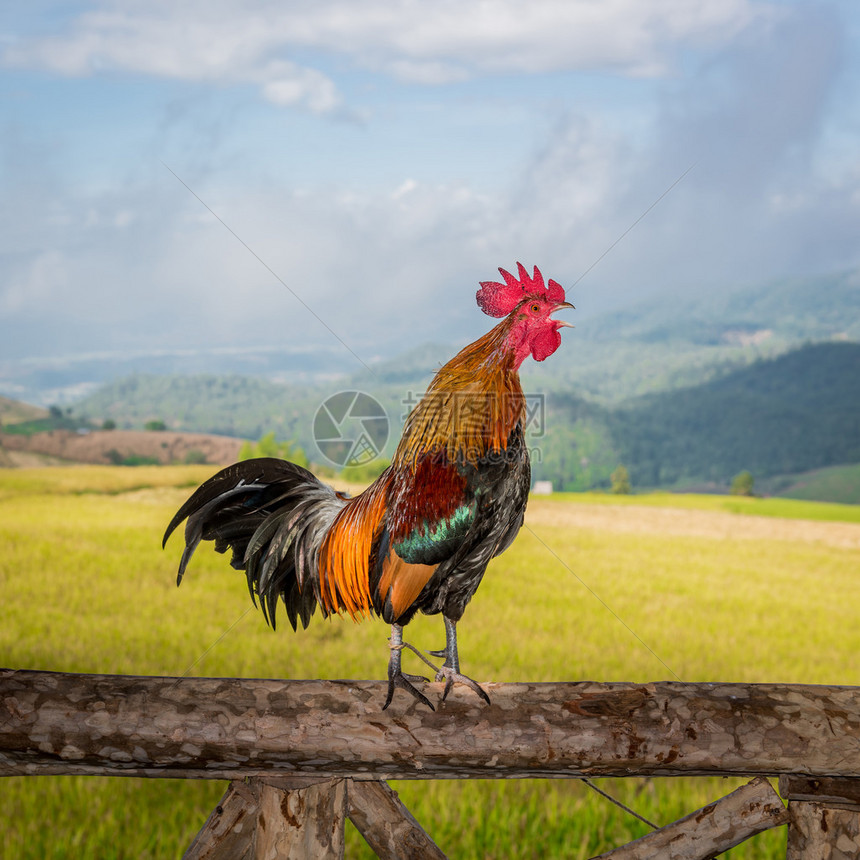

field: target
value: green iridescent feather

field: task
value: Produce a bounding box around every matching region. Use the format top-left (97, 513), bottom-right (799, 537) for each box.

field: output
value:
top-left (393, 501), bottom-right (476, 564)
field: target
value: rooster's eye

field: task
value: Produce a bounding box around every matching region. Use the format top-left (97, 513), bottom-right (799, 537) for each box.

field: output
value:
top-left (530, 303), bottom-right (540, 314)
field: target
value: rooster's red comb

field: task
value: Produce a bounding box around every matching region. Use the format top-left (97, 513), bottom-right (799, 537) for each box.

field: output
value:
top-left (476, 263), bottom-right (566, 318)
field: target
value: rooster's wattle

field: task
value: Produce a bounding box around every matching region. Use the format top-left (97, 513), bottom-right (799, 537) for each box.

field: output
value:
top-left (164, 263), bottom-right (572, 709)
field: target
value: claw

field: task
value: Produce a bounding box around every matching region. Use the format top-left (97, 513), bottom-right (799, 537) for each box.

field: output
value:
top-left (384, 669), bottom-right (434, 711)
top-left (434, 615), bottom-right (491, 706)
top-left (383, 624), bottom-right (435, 711)
top-left (436, 665), bottom-right (491, 704)
top-left (382, 619), bottom-right (491, 710)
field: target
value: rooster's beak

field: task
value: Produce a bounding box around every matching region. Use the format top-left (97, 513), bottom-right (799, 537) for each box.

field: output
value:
top-left (553, 300), bottom-right (574, 328)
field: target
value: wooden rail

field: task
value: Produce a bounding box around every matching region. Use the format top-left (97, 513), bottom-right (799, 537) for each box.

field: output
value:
top-left (2, 669), bottom-right (860, 858)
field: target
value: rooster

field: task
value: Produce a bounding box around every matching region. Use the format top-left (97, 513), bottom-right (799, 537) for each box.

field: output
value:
top-left (164, 263), bottom-right (572, 709)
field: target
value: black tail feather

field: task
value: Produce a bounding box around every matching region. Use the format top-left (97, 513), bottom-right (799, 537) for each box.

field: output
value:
top-left (164, 457), bottom-right (345, 631)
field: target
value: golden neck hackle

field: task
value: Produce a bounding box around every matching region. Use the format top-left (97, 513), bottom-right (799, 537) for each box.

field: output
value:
top-left (393, 317), bottom-right (526, 470)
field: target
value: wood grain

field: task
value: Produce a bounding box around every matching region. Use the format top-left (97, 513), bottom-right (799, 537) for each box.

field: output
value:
top-left (2, 669), bottom-right (859, 780)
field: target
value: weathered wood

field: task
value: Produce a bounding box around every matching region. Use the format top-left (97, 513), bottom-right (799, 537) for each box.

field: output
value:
top-left (593, 777), bottom-right (788, 859)
top-left (348, 779), bottom-right (448, 860)
top-left (184, 780), bottom-right (256, 860)
top-left (254, 778), bottom-right (346, 860)
top-left (780, 776), bottom-right (860, 809)
top-left (781, 776), bottom-right (860, 860)
top-left (785, 802), bottom-right (860, 860)
top-left (2, 669), bottom-right (860, 780)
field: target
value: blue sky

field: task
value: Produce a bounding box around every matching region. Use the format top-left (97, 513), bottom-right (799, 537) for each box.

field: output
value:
top-left (2, 0), bottom-right (859, 382)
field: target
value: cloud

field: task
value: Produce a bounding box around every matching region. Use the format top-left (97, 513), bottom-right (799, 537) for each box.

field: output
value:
top-left (256, 60), bottom-right (343, 114)
top-left (636, 3), bottom-right (856, 284)
top-left (3, 0), bottom-right (769, 109)
top-left (3, 2), bottom-right (346, 115)
top-left (2, 1), bottom-right (859, 375)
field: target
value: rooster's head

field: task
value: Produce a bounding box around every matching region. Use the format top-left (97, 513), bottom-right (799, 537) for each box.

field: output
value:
top-left (476, 263), bottom-right (573, 367)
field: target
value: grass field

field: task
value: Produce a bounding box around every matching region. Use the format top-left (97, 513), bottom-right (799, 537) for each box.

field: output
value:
top-left (1, 466), bottom-right (859, 858)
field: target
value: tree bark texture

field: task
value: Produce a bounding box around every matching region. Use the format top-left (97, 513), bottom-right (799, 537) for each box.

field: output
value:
top-left (784, 803), bottom-right (860, 860)
top-left (781, 776), bottom-right (860, 860)
top-left (254, 778), bottom-right (346, 860)
top-left (347, 779), bottom-right (447, 860)
top-left (184, 781), bottom-right (257, 860)
top-left (2, 670), bottom-right (859, 781)
top-left (592, 777), bottom-right (788, 859)
top-left (182, 778), bottom-right (447, 860)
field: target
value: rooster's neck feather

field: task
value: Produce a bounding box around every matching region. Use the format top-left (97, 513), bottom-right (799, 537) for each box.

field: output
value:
top-left (394, 317), bottom-right (525, 469)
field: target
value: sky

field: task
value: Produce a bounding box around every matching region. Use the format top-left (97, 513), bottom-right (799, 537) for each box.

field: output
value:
top-left (2, 0), bottom-right (860, 384)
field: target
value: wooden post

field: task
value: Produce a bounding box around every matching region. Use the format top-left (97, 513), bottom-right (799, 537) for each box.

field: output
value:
top-left (592, 777), bottom-right (788, 859)
top-left (348, 780), bottom-right (447, 860)
top-left (184, 778), bottom-right (347, 860)
top-left (780, 776), bottom-right (860, 860)
top-left (3, 670), bottom-right (860, 781)
top-left (184, 781), bottom-right (256, 860)
top-left (254, 778), bottom-right (346, 860)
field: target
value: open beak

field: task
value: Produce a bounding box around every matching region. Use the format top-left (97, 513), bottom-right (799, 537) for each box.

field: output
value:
top-left (553, 300), bottom-right (575, 328)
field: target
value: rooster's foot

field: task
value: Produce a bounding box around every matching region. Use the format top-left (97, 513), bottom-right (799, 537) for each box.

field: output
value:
top-left (383, 669), bottom-right (434, 711)
top-left (432, 615), bottom-right (491, 705)
top-left (434, 665), bottom-right (491, 704)
top-left (384, 624), bottom-right (434, 711)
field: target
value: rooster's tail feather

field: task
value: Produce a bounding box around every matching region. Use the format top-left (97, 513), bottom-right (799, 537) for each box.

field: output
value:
top-left (163, 458), bottom-right (347, 631)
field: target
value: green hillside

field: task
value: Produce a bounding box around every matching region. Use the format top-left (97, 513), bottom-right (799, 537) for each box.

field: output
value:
top-left (762, 463), bottom-right (860, 505)
top-left (68, 341), bottom-right (860, 500)
top-left (609, 342), bottom-right (860, 487)
top-left (0, 396), bottom-right (48, 427)
top-left (64, 265), bottom-right (860, 500)
top-left (76, 374), bottom-right (317, 442)
top-left (351, 268), bottom-right (860, 404)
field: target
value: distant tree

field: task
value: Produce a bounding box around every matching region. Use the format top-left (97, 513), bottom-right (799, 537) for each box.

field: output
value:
top-left (144, 420), bottom-right (167, 431)
top-left (610, 464), bottom-right (631, 494)
top-left (239, 432), bottom-right (309, 468)
top-left (102, 419), bottom-right (117, 431)
top-left (49, 405), bottom-right (63, 419)
top-left (122, 454), bottom-right (160, 466)
top-left (731, 470), bottom-right (755, 496)
top-left (183, 449), bottom-right (208, 465)
top-left (256, 431), bottom-right (281, 459)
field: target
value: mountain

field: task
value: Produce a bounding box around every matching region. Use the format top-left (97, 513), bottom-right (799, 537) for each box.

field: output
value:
top-left (0, 395), bottom-right (48, 427)
top-left (616, 341), bottom-right (860, 486)
top-left (44, 266), bottom-right (860, 500)
top-left (532, 342), bottom-right (860, 491)
top-left (3, 266), bottom-right (859, 408)
top-left (64, 341), bottom-right (860, 500)
top-left (530, 267), bottom-right (860, 404)
top-left (0, 345), bottom-right (350, 408)
top-left (75, 374), bottom-right (318, 443)
top-left (577, 268), bottom-right (860, 346)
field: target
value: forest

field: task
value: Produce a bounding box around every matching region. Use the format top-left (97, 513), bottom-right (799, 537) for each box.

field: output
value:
top-left (62, 340), bottom-right (860, 495)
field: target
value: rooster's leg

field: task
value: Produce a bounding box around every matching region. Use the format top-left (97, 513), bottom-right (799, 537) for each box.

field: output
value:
top-left (429, 615), bottom-right (491, 704)
top-left (383, 624), bottom-right (434, 711)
